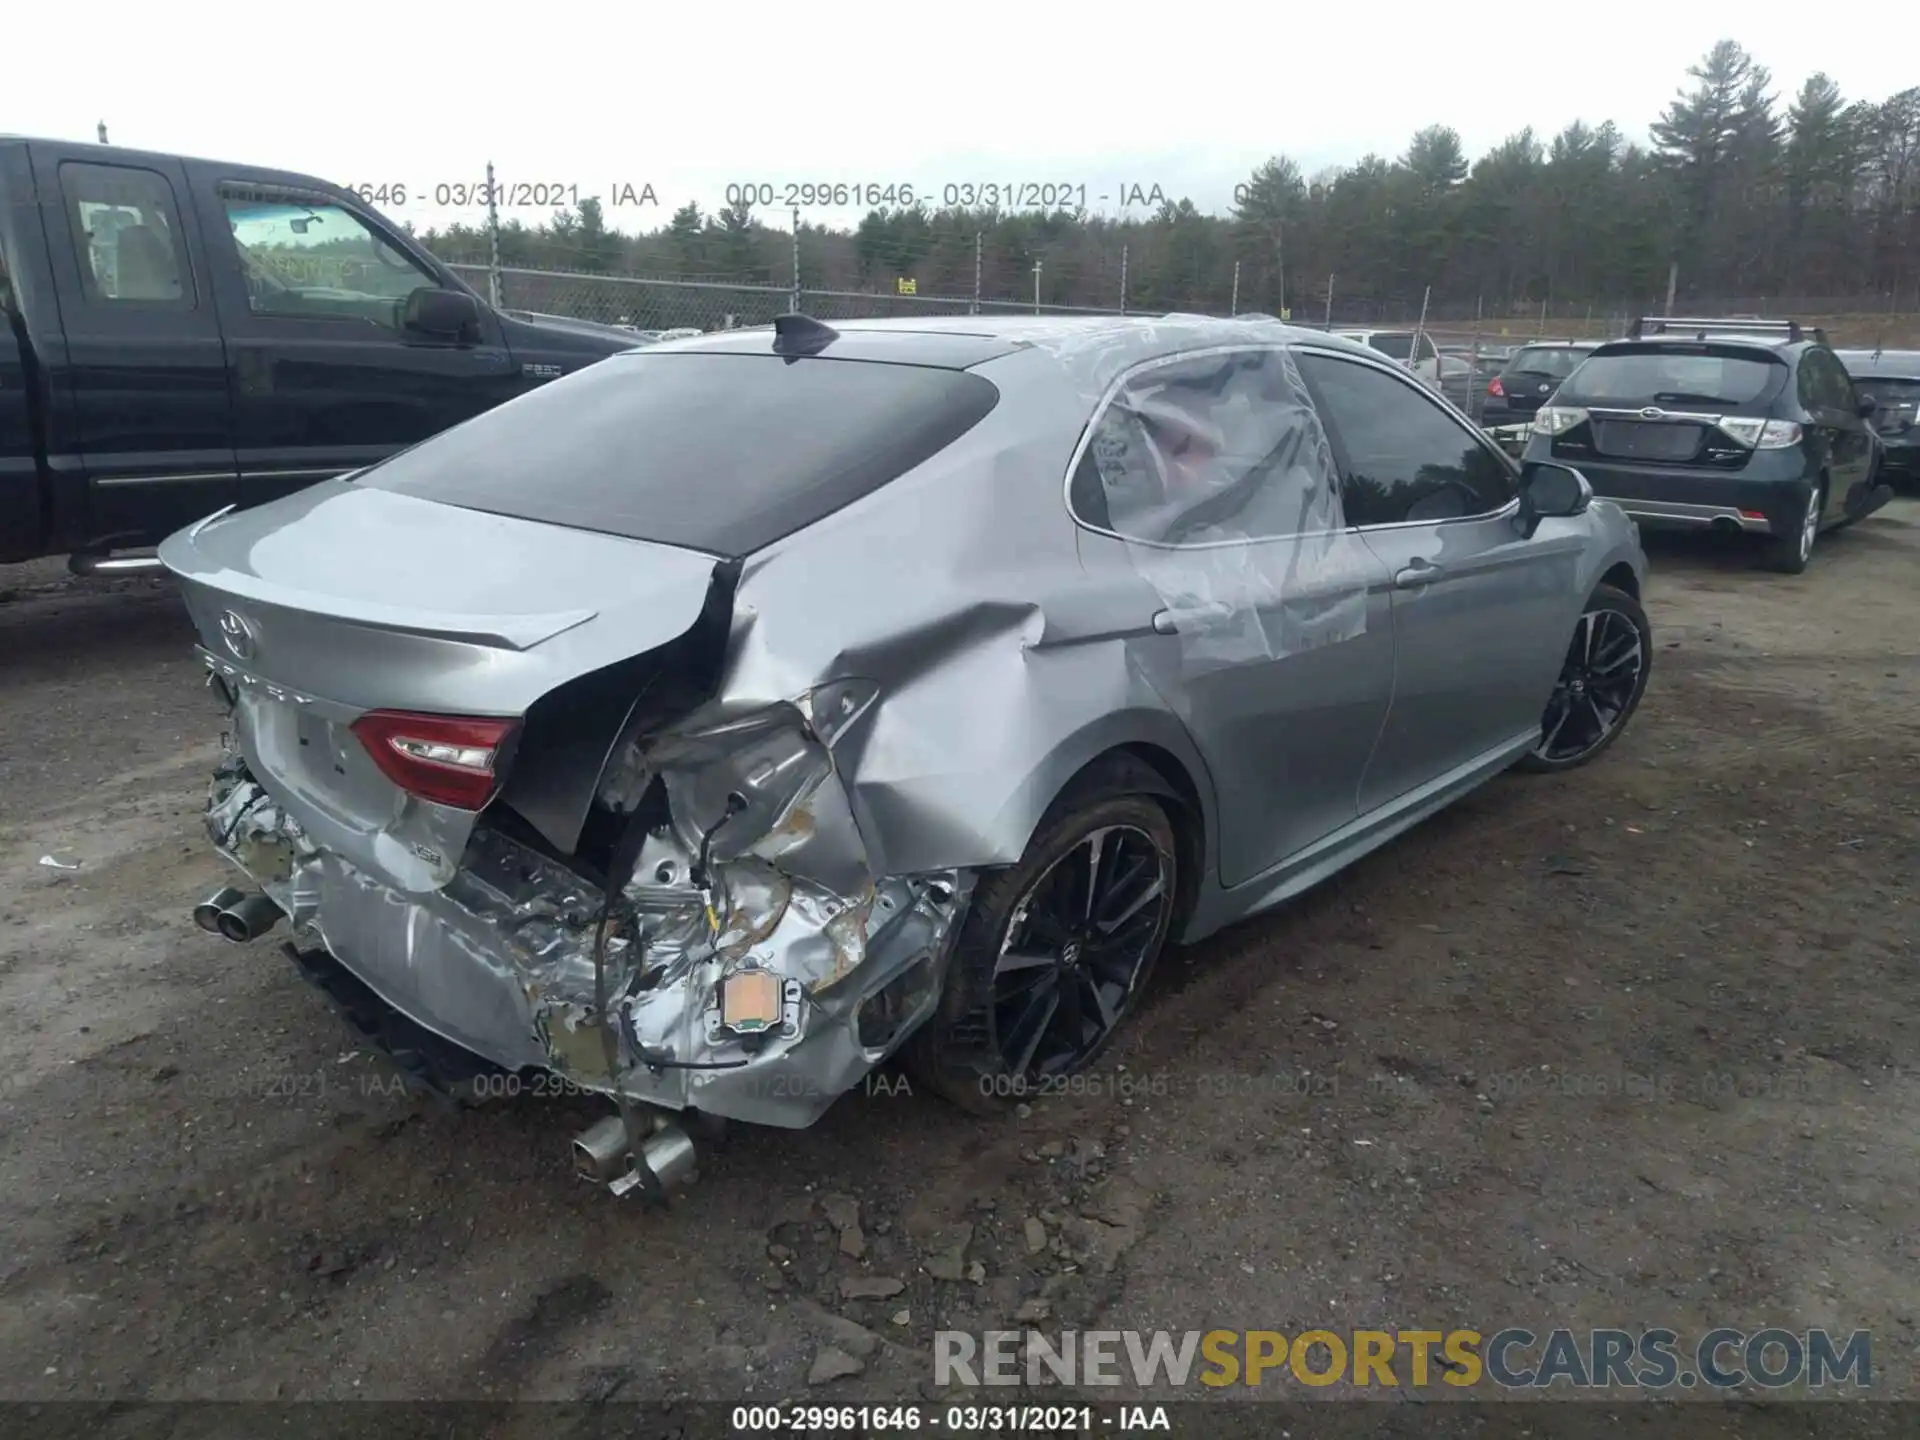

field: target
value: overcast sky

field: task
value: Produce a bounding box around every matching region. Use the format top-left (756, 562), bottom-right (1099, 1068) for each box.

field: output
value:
top-left (12, 4), bottom-right (1914, 234)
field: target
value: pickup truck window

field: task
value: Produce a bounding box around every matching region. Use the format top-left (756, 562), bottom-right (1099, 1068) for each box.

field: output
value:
top-left (218, 186), bottom-right (436, 328)
top-left (60, 163), bottom-right (192, 306)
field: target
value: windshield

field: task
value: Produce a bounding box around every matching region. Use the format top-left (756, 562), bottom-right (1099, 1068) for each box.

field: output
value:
top-left (1365, 333), bottom-right (1414, 361)
top-left (357, 352), bottom-right (1001, 556)
top-left (1556, 348), bottom-right (1787, 408)
top-left (1507, 346), bottom-right (1588, 379)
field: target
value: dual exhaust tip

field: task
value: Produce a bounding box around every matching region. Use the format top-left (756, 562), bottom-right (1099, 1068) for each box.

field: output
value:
top-left (193, 885), bottom-right (284, 944)
top-left (572, 1113), bottom-right (698, 1199)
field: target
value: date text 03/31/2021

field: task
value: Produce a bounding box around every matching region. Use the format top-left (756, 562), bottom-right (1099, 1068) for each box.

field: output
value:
top-left (722, 181), bottom-right (1169, 211)
top-left (345, 182), bottom-right (660, 210)
top-left (729, 1404), bottom-right (1174, 1432)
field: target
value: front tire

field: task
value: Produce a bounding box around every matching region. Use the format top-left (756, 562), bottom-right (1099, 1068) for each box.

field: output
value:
top-left (905, 771), bottom-right (1178, 1115)
top-left (1516, 583), bottom-right (1652, 774)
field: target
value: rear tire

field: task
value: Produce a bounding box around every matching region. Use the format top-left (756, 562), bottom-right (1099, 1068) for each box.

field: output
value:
top-left (905, 767), bottom-right (1178, 1116)
top-left (1760, 478), bottom-right (1825, 574)
top-left (1516, 583), bottom-right (1652, 774)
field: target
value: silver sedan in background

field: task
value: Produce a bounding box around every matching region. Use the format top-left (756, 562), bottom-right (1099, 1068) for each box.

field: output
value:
top-left (161, 313), bottom-right (1651, 1198)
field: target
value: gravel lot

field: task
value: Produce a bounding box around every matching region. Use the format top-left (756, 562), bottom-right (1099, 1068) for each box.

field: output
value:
top-left (0, 506), bottom-right (1915, 1409)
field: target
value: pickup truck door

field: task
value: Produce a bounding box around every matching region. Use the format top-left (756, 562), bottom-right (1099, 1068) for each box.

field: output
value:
top-left (30, 144), bottom-right (240, 548)
top-left (183, 164), bottom-right (519, 505)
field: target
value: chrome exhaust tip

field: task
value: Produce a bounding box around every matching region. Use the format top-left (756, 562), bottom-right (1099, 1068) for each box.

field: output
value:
top-left (194, 885), bottom-right (247, 934)
top-left (572, 1112), bottom-right (698, 1197)
top-left (214, 891), bottom-right (284, 944)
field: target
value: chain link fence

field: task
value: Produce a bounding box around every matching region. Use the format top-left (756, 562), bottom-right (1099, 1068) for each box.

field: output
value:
top-left (445, 265), bottom-right (1142, 336)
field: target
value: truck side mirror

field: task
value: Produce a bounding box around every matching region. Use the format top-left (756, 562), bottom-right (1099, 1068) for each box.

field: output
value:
top-left (402, 286), bottom-right (480, 341)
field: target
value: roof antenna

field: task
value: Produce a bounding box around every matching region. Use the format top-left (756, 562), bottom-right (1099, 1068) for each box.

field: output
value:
top-left (771, 313), bottom-right (840, 359)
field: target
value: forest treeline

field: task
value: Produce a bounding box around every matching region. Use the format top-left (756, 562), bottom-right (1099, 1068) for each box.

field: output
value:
top-left (413, 41), bottom-right (1920, 319)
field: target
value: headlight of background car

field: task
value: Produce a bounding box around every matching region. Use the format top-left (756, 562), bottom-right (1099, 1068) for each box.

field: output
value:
top-left (1532, 405), bottom-right (1589, 437)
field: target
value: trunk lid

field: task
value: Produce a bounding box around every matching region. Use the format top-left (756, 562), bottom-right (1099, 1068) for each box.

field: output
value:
top-left (161, 481), bottom-right (721, 891)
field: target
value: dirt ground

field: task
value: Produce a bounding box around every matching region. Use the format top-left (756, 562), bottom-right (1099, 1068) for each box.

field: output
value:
top-left (0, 504), bottom-right (1915, 1412)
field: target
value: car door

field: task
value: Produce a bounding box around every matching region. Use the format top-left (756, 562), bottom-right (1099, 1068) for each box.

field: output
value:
top-left (1068, 344), bottom-right (1397, 887)
top-left (1294, 348), bottom-right (1584, 814)
top-left (185, 166), bottom-right (519, 506)
top-left (32, 148), bottom-right (239, 546)
top-left (1799, 347), bottom-right (1873, 513)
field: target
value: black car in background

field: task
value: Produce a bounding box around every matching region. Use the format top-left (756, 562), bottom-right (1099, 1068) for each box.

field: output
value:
top-left (1836, 348), bottom-right (1920, 490)
top-left (1523, 317), bottom-right (1891, 574)
top-left (1483, 341), bottom-right (1602, 425)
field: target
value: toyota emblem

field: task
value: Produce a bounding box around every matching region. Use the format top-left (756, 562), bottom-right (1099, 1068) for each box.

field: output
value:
top-left (1538, 382), bottom-right (1551, 393)
top-left (218, 609), bottom-right (256, 661)
top-left (1639, 406), bottom-right (1665, 419)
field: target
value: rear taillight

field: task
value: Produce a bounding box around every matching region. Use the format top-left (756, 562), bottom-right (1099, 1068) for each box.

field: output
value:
top-left (1488, 377), bottom-right (1505, 397)
top-left (350, 710), bottom-right (518, 810)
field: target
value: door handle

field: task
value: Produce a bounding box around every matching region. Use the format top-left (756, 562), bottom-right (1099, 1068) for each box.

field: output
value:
top-left (1393, 558), bottom-right (1444, 588)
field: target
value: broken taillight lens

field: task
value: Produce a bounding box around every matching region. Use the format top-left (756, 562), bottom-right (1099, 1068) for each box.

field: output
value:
top-left (350, 710), bottom-right (518, 810)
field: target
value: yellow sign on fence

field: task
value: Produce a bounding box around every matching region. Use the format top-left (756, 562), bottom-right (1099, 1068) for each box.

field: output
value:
top-left (897, 277), bottom-right (917, 295)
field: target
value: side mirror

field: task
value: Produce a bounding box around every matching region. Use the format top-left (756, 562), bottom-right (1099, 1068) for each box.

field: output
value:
top-left (402, 286), bottom-right (481, 341)
top-left (1516, 460), bottom-right (1592, 539)
top-left (1857, 397), bottom-right (1877, 419)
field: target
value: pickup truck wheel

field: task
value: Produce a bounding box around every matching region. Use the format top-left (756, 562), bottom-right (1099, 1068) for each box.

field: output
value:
top-left (905, 775), bottom-right (1177, 1116)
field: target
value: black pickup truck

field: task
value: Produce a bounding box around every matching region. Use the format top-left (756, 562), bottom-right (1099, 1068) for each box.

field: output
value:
top-left (1, 135), bottom-right (642, 572)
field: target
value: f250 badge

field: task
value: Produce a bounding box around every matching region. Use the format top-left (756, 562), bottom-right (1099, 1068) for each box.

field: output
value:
top-left (522, 362), bottom-right (565, 379)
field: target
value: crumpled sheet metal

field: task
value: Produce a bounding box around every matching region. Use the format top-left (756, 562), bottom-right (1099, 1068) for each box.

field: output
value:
top-left (211, 750), bottom-right (974, 1125)
top-left (1053, 326), bottom-right (1369, 670)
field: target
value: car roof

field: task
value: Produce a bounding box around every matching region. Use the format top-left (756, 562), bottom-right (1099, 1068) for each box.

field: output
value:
top-left (646, 312), bottom-right (1381, 372)
top-left (1837, 348), bottom-right (1920, 376)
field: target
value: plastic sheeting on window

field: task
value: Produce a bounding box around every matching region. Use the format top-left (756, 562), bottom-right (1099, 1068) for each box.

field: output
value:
top-left (1043, 319), bottom-right (1371, 667)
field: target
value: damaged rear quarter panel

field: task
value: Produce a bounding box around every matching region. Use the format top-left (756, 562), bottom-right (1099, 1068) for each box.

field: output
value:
top-left (715, 344), bottom-right (1219, 882)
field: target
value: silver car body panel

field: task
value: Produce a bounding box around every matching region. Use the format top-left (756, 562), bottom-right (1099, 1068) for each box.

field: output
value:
top-left (161, 313), bottom-right (1646, 1128)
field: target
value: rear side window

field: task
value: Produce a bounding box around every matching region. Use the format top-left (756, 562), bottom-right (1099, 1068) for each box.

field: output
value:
top-left (1796, 349), bottom-right (1857, 413)
top-left (357, 352), bottom-right (999, 556)
top-left (1556, 347), bottom-right (1787, 408)
top-left (1068, 347), bottom-right (1338, 545)
top-left (59, 162), bottom-right (193, 307)
top-left (1366, 333), bottom-right (1414, 361)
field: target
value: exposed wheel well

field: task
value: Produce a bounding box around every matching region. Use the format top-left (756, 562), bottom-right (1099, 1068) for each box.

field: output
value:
top-left (1599, 561), bottom-right (1639, 600)
top-left (1050, 743), bottom-right (1209, 945)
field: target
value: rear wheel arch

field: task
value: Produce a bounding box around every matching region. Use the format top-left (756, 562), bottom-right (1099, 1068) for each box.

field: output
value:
top-left (1598, 561), bottom-right (1639, 602)
top-left (1041, 743), bottom-right (1211, 944)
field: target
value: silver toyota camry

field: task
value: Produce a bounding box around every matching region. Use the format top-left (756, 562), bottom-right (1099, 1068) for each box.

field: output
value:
top-left (161, 313), bottom-right (1651, 1197)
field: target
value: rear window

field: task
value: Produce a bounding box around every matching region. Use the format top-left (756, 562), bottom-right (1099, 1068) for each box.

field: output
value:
top-left (1556, 346), bottom-right (1788, 408)
top-left (1507, 346), bottom-right (1588, 379)
top-left (356, 352), bottom-right (1000, 556)
top-left (1365, 333), bottom-right (1414, 360)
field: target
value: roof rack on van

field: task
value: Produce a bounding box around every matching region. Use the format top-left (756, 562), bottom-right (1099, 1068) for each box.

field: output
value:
top-left (1628, 316), bottom-right (1825, 346)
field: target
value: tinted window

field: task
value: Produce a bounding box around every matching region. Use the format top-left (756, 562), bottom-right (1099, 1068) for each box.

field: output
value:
top-left (60, 163), bottom-right (192, 306)
top-left (1069, 347), bottom-right (1339, 544)
top-left (220, 184), bottom-right (435, 327)
top-left (1366, 333), bottom-right (1414, 361)
top-left (1557, 347), bottom-right (1787, 407)
top-left (358, 352), bottom-right (999, 556)
top-left (1508, 346), bottom-right (1588, 379)
top-left (1297, 354), bottom-right (1517, 526)
top-left (1798, 349), bottom-right (1857, 413)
